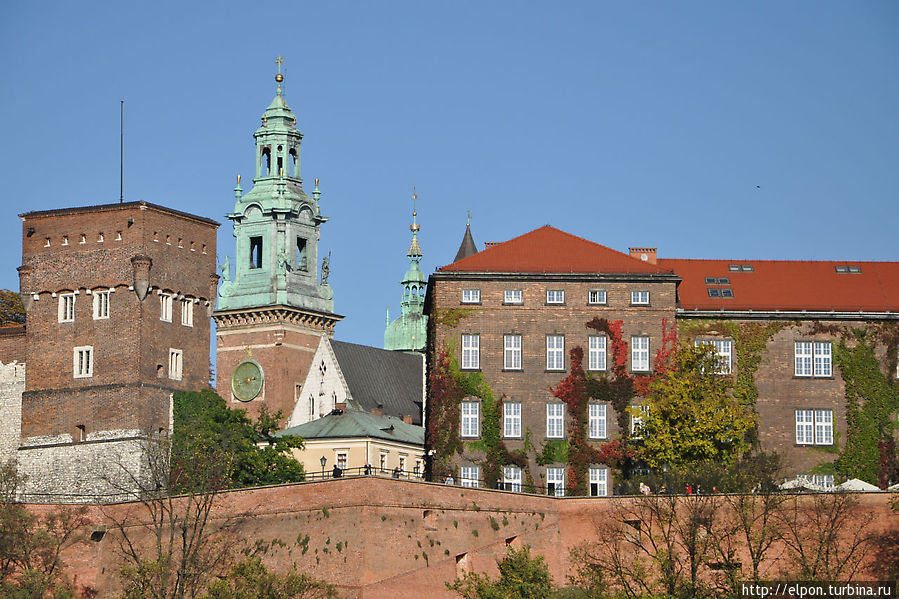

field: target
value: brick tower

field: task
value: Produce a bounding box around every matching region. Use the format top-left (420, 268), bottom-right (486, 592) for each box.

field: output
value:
top-left (214, 62), bottom-right (341, 420)
top-left (16, 202), bottom-right (219, 501)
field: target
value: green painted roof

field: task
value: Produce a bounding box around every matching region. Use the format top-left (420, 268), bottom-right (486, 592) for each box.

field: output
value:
top-left (277, 408), bottom-right (424, 446)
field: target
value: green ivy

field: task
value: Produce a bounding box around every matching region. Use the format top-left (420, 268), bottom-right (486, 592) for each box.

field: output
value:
top-left (432, 308), bottom-right (476, 328)
top-left (536, 439), bottom-right (570, 466)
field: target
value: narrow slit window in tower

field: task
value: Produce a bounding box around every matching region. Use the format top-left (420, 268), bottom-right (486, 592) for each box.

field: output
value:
top-left (250, 237), bottom-right (263, 269)
top-left (290, 148), bottom-right (298, 176)
top-left (262, 147), bottom-right (271, 175)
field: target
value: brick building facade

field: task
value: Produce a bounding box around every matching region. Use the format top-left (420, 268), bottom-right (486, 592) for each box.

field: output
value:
top-left (14, 201), bottom-right (218, 500)
top-left (425, 225), bottom-right (899, 493)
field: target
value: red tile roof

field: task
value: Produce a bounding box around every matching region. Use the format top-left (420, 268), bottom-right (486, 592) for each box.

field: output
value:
top-left (439, 226), bottom-right (674, 275)
top-left (659, 259), bottom-right (899, 313)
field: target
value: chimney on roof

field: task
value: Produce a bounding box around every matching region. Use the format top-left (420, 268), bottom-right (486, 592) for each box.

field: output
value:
top-left (402, 415), bottom-right (413, 424)
top-left (371, 403), bottom-right (384, 416)
top-left (484, 241), bottom-right (500, 249)
top-left (335, 402), bottom-right (347, 412)
top-left (629, 247), bottom-right (657, 265)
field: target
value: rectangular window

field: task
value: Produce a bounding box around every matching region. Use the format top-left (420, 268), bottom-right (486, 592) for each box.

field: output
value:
top-left (795, 409), bottom-right (833, 445)
top-left (159, 293), bottom-right (173, 322)
top-left (59, 293), bottom-right (75, 322)
top-left (181, 299), bottom-right (193, 327)
top-left (631, 336), bottom-right (650, 372)
top-left (695, 339), bottom-right (733, 374)
top-left (503, 466), bottom-right (522, 493)
top-left (169, 349), bottom-right (183, 380)
top-left (546, 403), bottom-right (564, 439)
top-left (461, 401), bottom-right (480, 438)
top-left (546, 335), bottom-right (564, 370)
top-left (250, 236), bottom-right (263, 269)
top-left (461, 289), bottom-right (480, 304)
top-left (503, 402), bottom-right (521, 438)
top-left (630, 404), bottom-right (649, 437)
top-left (296, 237), bottom-right (308, 270)
top-left (588, 290), bottom-right (607, 305)
top-left (546, 467), bottom-right (565, 497)
top-left (414, 460), bottom-right (422, 476)
top-left (631, 291), bottom-right (650, 305)
top-left (73, 346), bottom-right (93, 378)
top-left (460, 466), bottom-right (480, 488)
top-left (336, 452), bottom-right (348, 470)
top-left (589, 404), bottom-right (607, 439)
top-left (589, 467), bottom-right (608, 497)
top-left (546, 290), bottom-right (565, 304)
top-left (399, 456), bottom-right (406, 473)
top-left (800, 473), bottom-right (835, 489)
top-left (461, 334), bottom-right (480, 370)
top-left (379, 452), bottom-right (387, 472)
top-left (93, 291), bottom-right (110, 320)
top-left (588, 336), bottom-right (607, 371)
top-left (795, 342), bottom-right (831, 377)
top-left (504, 335), bottom-right (522, 370)
top-left (504, 289), bottom-right (523, 304)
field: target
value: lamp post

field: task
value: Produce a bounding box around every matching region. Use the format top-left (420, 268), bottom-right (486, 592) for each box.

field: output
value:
top-left (320, 456), bottom-right (327, 479)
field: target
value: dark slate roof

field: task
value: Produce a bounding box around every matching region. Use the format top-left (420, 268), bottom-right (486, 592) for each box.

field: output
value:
top-left (330, 340), bottom-right (424, 425)
top-left (453, 224), bottom-right (478, 262)
top-left (277, 409), bottom-right (423, 446)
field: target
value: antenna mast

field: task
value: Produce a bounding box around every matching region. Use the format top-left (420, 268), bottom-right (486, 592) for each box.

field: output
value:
top-left (120, 100), bottom-right (124, 203)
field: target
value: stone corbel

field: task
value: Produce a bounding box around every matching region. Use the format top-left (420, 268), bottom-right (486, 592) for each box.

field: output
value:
top-left (130, 255), bottom-right (153, 301)
top-left (16, 265), bottom-right (32, 312)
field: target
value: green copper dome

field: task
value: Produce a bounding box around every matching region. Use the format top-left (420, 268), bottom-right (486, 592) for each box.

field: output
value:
top-left (385, 205), bottom-right (427, 352)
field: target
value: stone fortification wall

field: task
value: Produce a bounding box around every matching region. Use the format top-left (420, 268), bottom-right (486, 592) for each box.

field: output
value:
top-left (0, 361), bottom-right (25, 466)
top-left (31, 477), bottom-right (898, 599)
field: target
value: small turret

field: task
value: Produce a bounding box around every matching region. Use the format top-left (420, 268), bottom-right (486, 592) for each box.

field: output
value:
top-left (453, 212), bottom-right (478, 262)
top-left (384, 189), bottom-right (428, 352)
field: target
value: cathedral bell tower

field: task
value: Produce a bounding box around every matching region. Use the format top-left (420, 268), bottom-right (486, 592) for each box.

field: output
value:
top-left (214, 59), bottom-right (342, 419)
top-left (384, 191), bottom-right (427, 352)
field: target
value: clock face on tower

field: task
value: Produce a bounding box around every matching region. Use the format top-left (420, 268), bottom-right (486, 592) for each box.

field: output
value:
top-left (231, 360), bottom-right (264, 402)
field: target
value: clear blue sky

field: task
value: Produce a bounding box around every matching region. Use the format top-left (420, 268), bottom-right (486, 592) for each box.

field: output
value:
top-left (1, 2), bottom-right (897, 354)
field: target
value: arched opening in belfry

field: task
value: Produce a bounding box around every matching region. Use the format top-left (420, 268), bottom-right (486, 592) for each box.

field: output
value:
top-left (261, 147), bottom-right (271, 176)
top-left (277, 145), bottom-right (283, 177)
top-left (289, 148), bottom-right (298, 177)
top-left (250, 236), bottom-right (263, 269)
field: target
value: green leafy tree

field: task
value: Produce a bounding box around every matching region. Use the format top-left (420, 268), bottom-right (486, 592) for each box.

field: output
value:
top-left (199, 557), bottom-right (338, 599)
top-left (0, 290), bottom-right (25, 326)
top-left (172, 389), bottom-right (304, 490)
top-left (638, 343), bottom-right (755, 470)
top-left (448, 545), bottom-right (555, 599)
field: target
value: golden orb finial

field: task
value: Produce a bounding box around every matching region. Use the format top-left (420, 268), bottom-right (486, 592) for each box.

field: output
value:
top-left (275, 73), bottom-right (284, 83)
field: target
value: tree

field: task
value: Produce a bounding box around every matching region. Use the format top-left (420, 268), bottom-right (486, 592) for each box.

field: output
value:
top-left (171, 389), bottom-right (304, 490)
top-left (448, 545), bottom-right (555, 599)
top-left (199, 557), bottom-right (338, 599)
top-left (0, 290), bottom-right (25, 326)
top-left (638, 343), bottom-right (756, 470)
top-left (0, 461), bottom-right (89, 599)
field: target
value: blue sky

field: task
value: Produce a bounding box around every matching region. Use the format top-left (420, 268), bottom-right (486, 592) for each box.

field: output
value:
top-left (1, 2), bottom-right (897, 353)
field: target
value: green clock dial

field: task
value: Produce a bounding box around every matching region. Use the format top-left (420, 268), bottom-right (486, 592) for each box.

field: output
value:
top-left (231, 360), bottom-right (263, 402)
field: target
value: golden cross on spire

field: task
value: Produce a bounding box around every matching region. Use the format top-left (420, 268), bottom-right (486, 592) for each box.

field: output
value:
top-left (275, 56), bottom-right (284, 94)
top-left (467, 210), bottom-right (472, 226)
top-left (275, 56), bottom-right (284, 73)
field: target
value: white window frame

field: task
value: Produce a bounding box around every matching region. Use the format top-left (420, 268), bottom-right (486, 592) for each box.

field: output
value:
top-left (460, 466), bottom-right (480, 488)
top-left (503, 465), bottom-right (522, 493)
top-left (589, 467), bottom-right (609, 497)
top-left (588, 335), bottom-right (607, 371)
top-left (461, 289), bottom-right (480, 304)
top-left (800, 473), bottom-right (835, 489)
top-left (588, 404), bottom-right (607, 440)
top-left (181, 299), bottom-right (193, 327)
top-left (631, 336), bottom-right (650, 372)
top-left (73, 345), bottom-right (93, 378)
top-left (795, 409), bottom-right (833, 445)
top-left (58, 293), bottom-right (75, 322)
top-left (93, 290), bottom-right (110, 320)
top-left (336, 451), bottom-right (348, 470)
top-left (461, 401), bottom-right (480, 438)
top-left (546, 335), bottom-right (565, 371)
top-left (588, 290), bottom-right (607, 305)
top-left (695, 339), bottom-right (733, 374)
top-left (546, 403), bottom-right (564, 439)
top-left (546, 289), bottom-right (565, 304)
top-left (168, 348), bottom-right (183, 381)
top-left (630, 404), bottom-right (649, 437)
top-left (546, 467), bottom-right (565, 497)
top-left (160, 293), bottom-right (173, 322)
top-left (504, 289), bottom-right (523, 304)
top-left (631, 290), bottom-right (650, 305)
top-left (503, 402), bottom-right (521, 438)
top-left (504, 334), bottom-right (522, 370)
top-left (461, 334), bottom-right (480, 370)
top-left (795, 342), bottom-right (832, 377)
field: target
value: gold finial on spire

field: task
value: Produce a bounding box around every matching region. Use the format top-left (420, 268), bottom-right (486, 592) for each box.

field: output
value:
top-left (275, 56), bottom-right (284, 94)
top-left (315, 178), bottom-right (319, 187)
top-left (237, 174), bottom-right (241, 184)
top-left (410, 186), bottom-right (420, 233)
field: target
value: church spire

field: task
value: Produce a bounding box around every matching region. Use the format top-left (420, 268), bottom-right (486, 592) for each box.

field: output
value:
top-left (453, 213), bottom-right (478, 263)
top-left (384, 188), bottom-right (428, 352)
